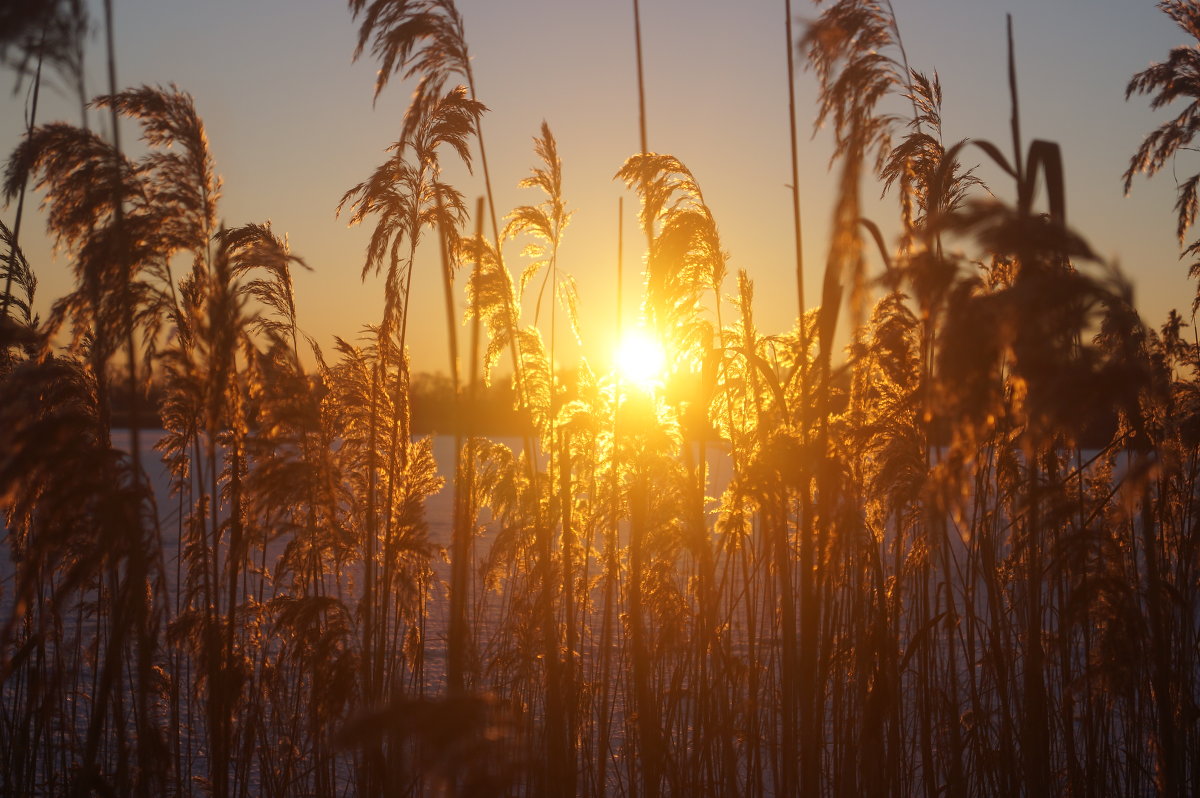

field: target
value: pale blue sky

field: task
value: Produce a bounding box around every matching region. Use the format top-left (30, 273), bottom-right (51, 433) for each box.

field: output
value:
top-left (1, 0), bottom-right (1191, 373)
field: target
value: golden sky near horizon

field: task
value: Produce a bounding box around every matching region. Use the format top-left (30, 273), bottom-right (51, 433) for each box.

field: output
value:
top-left (1, 0), bottom-right (1193, 377)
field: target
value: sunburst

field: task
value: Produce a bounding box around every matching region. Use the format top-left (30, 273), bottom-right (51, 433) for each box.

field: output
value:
top-left (615, 328), bottom-right (666, 391)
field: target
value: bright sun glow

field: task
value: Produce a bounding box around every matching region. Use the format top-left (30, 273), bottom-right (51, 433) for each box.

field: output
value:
top-left (615, 328), bottom-right (667, 390)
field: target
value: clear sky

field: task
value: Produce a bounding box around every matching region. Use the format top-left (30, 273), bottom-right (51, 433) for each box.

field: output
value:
top-left (1, 0), bottom-right (1192, 375)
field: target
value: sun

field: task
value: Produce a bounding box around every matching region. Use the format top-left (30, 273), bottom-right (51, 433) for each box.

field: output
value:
top-left (615, 328), bottom-right (667, 390)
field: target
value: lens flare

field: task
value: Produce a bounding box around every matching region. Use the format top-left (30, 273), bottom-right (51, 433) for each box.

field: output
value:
top-left (615, 328), bottom-right (666, 390)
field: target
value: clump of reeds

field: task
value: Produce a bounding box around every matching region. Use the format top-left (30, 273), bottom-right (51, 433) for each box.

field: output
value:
top-left (1, 1), bottom-right (1198, 797)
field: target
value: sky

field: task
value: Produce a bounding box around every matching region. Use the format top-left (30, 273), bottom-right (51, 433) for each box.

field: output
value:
top-left (0, 0), bottom-right (1192, 376)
